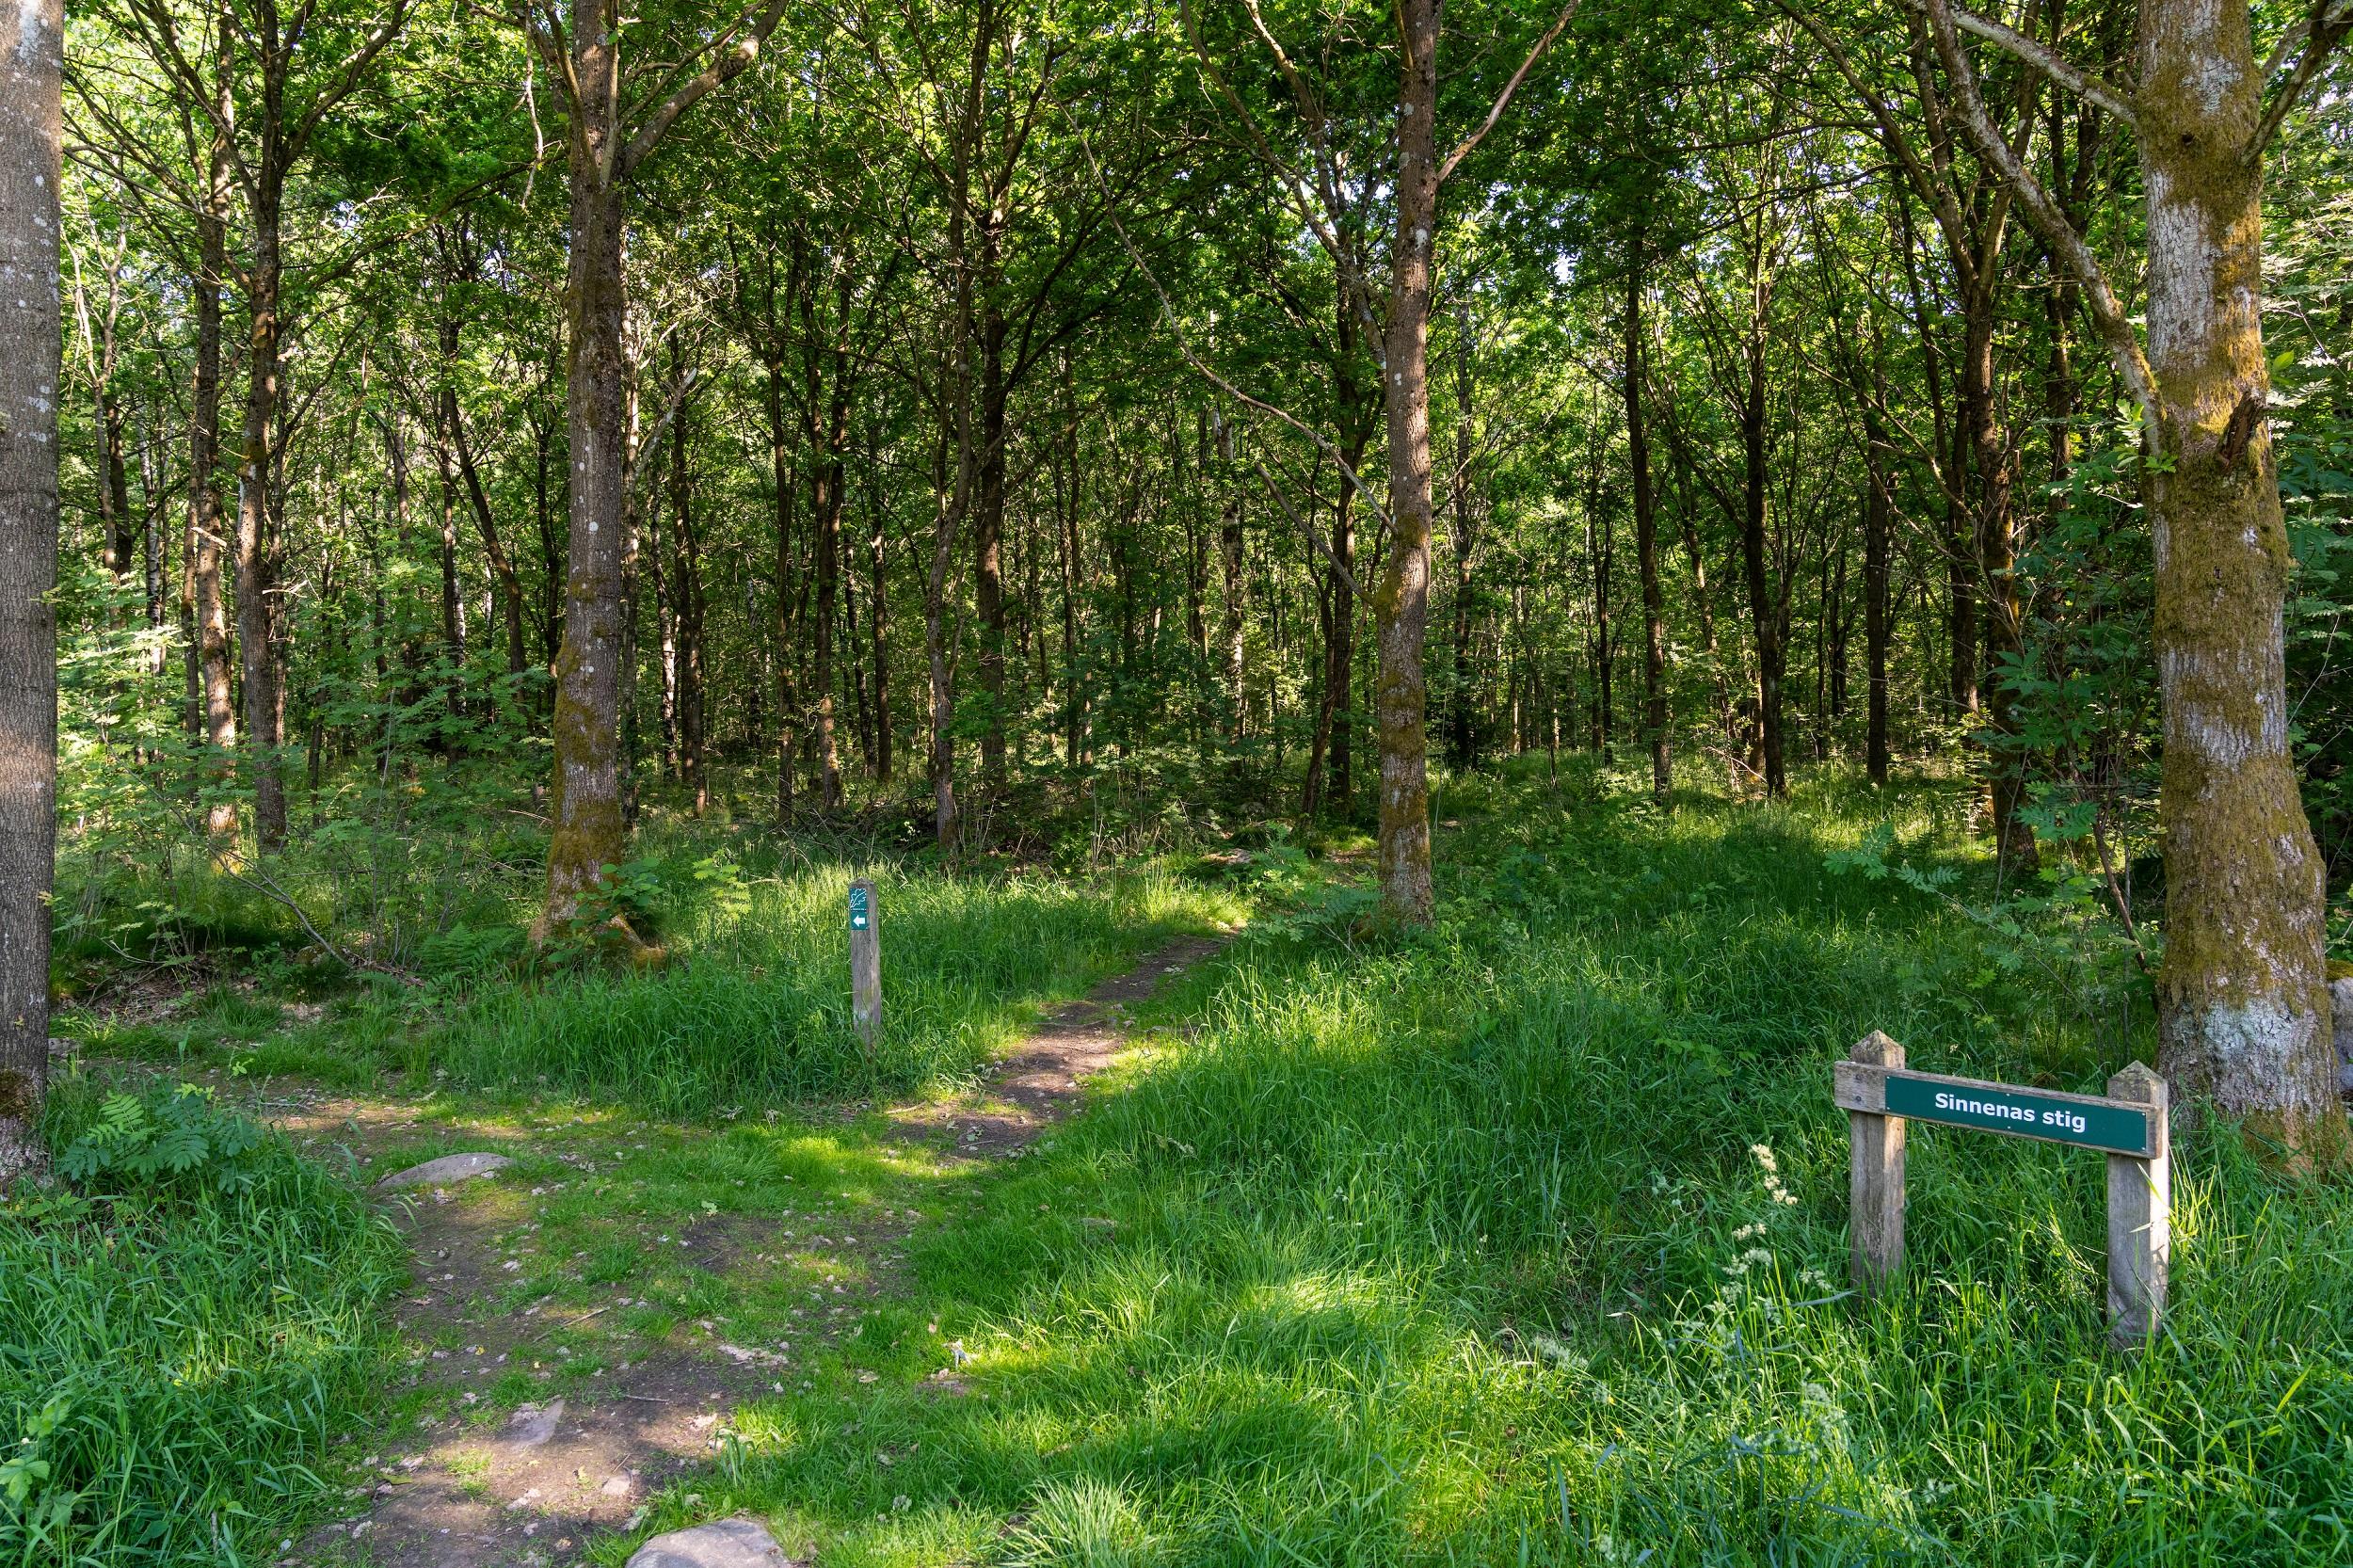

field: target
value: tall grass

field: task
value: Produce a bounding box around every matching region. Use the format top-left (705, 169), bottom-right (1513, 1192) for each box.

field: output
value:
top-left (707, 782), bottom-right (2353, 1565)
top-left (1, 1078), bottom-right (403, 1567)
top-left (430, 862), bottom-right (1237, 1115)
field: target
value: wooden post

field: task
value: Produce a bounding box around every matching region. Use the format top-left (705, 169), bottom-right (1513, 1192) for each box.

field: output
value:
top-left (2105, 1062), bottom-right (2169, 1350)
top-left (1848, 1031), bottom-right (1906, 1291)
top-left (849, 878), bottom-right (880, 1050)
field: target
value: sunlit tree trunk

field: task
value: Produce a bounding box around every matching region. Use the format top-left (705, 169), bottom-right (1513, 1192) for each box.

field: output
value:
top-left (191, 43), bottom-right (238, 846)
top-left (0, 0), bottom-right (61, 1189)
top-left (1373, 0), bottom-right (1441, 921)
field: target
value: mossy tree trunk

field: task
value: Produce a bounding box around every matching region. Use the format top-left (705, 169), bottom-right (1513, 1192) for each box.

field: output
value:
top-left (527, 0), bottom-right (785, 935)
top-left (2136, 0), bottom-right (2337, 1146)
top-left (1922, 0), bottom-right (2349, 1155)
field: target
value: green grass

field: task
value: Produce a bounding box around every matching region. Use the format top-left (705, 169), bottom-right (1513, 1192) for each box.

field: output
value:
top-left (1, 1075), bottom-right (405, 1567)
top-left (621, 778), bottom-right (2353, 1566)
top-left (63, 847), bottom-right (1245, 1117)
top-left (430, 861), bottom-right (1239, 1115)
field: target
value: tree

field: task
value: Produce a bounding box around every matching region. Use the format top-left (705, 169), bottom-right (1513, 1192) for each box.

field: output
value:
top-left (1916, 0), bottom-right (2351, 1153)
top-left (520, 0), bottom-right (788, 936)
top-left (0, 0), bottom-right (63, 1188)
top-left (1197, 0), bottom-right (1577, 922)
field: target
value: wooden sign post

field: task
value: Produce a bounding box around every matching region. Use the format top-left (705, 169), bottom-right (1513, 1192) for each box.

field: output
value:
top-left (1835, 1032), bottom-right (2169, 1350)
top-left (848, 879), bottom-right (880, 1050)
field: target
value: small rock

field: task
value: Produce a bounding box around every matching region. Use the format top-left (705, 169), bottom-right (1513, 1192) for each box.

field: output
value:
top-left (503, 1400), bottom-right (566, 1449)
top-left (601, 1475), bottom-right (634, 1497)
top-left (625, 1517), bottom-right (801, 1568)
top-left (376, 1152), bottom-right (514, 1191)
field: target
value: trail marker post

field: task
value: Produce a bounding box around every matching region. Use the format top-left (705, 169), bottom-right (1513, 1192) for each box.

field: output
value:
top-left (1835, 1032), bottom-right (2169, 1350)
top-left (849, 879), bottom-right (880, 1050)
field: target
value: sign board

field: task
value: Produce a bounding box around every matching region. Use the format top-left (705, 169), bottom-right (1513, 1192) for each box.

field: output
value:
top-left (1835, 1061), bottom-right (2156, 1157)
top-left (1839, 1032), bottom-right (2169, 1351)
top-left (849, 884), bottom-right (871, 933)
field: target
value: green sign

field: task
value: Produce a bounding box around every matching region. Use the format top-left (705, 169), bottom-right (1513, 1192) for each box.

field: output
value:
top-left (1883, 1072), bottom-right (2149, 1155)
top-left (849, 885), bottom-right (871, 932)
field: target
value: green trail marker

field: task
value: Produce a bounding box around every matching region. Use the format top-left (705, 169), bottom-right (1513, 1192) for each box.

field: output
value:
top-left (1836, 1032), bottom-right (2169, 1350)
top-left (848, 880), bottom-right (879, 1049)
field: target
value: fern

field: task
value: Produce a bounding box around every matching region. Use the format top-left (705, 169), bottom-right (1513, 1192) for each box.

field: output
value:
top-left (57, 1084), bottom-right (271, 1195)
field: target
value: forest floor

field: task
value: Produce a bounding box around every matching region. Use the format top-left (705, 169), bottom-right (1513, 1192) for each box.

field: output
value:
top-left (31, 774), bottom-right (2353, 1568)
top-left (270, 931), bottom-right (1234, 1568)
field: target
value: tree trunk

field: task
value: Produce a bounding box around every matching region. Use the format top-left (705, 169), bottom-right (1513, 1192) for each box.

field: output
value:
top-left (0, 0), bottom-right (60, 1189)
top-left (1737, 329), bottom-right (1785, 795)
top-left (764, 363), bottom-right (799, 819)
top-left (236, 174), bottom-right (289, 846)
top-left (1964, 299), bottom-right (2035, 866)
top-left (670, 383), bottom-right (706, 811)
top-left (191, 61), bottom-right (237, 845)
top-left (1865, 425), bottom-right (1893, 788)
top-left (1372, 0), bottom-right (1440, 923)
top-left (538, 155), bottom-right (629, 932)
top-left (869, 480), bottom-right (891, 783)
top-left (2139, 0), bottom-right (2340, 1150)
top-left (1217, 413), bottom-right (1245, 742)
top-left (974, 248), bottom-right (1009, 800)
top-left (1626, 267), bottom-right (1669, 804)
top-left (447, 380), bottom-right (529, 680)
top-left (1449, 292), bottom-right (1480, 771)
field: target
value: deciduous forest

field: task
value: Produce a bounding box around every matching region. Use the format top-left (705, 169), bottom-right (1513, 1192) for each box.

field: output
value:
top-left (3, 0), bottom-right (2352, 1563)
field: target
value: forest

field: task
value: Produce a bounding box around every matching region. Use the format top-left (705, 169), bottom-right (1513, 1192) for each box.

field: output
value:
top-left (2, 0), bottom-right (2352, 1563)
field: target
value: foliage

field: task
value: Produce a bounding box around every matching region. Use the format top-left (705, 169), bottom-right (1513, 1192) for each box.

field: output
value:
top-left (54, 1081), bottom-right (266, 1195)
top-left (0, 1077), bottom-right (403, 1566)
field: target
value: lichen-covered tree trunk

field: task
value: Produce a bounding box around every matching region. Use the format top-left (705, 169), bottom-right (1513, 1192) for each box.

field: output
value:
top-left (1372, 0), bottom-right (1440, 924)
top-left (2139, 0), bottom-right (2341, 1149)
top-left (0, 0), bottom-right (61, 1189)
top-left (191, 51), bottom-right (238, 847)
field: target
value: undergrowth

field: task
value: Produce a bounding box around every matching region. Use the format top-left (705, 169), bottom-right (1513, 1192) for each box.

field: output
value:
top-left (1, 1075), bottom-right (403, 1567)
top-left (656, 776), bottom-right (2353, 1566)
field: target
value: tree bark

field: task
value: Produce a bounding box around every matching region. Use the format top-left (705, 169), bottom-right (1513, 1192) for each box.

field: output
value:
top-left (0, 0), bottom-right (60, 1190)
top-left (669, 376), bottom-right (706, 810)
top-left (539, 143), bottom-right (630, 930)
top-left (1372, 0), bottom-right (1441, 923)
top-left (1626, 266), bottom-right (1669, 803)
top-left (1217, 411), bottom-right (1245, 741)
top-left (531, 0), bottom-right (781, 933)
top-left (1737, 327), bottom-right (1785, 795)
top-left (191, 36), bottom-right (238, 845)
top-left (2137, 0), bottom-right (2338, 1148)
top-left (234, 176), bottom-right (292, 845)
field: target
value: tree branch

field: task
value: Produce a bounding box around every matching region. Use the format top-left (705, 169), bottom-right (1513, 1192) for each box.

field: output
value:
top-left (1434, 1), bottom-right (1581, 184)
top-left (1918, 0), bottom-right (2157, 438)
top-left (617, 0), bottom-right (791, 179)
top-left (1937, 2), bottom-right (2138, 131)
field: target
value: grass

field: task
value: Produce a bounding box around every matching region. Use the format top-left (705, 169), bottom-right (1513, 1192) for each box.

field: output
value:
top-left (28, 768), bottom-right (2353, 1564)
top-left (0, 1076), bottom-right (406, 1567)
top-left (61, 846), bottom-right (1245, 1117)
top-left (604, 776), bottom-right (2353, 1566)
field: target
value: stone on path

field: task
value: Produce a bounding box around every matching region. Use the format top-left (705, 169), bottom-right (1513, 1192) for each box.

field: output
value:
top-left (503, 1399), bottom-right (563, 1448)
top-left (626, 1516), bottom-right (802, 1568)
top-left (374, 1151), bottom-right (513, 1191)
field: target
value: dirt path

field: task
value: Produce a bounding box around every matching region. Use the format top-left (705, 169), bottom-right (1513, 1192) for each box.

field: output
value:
top-left (881, 933), bottom-right (1227, 1159)
top-left (297, 932), bottom-right (1226, 1568)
